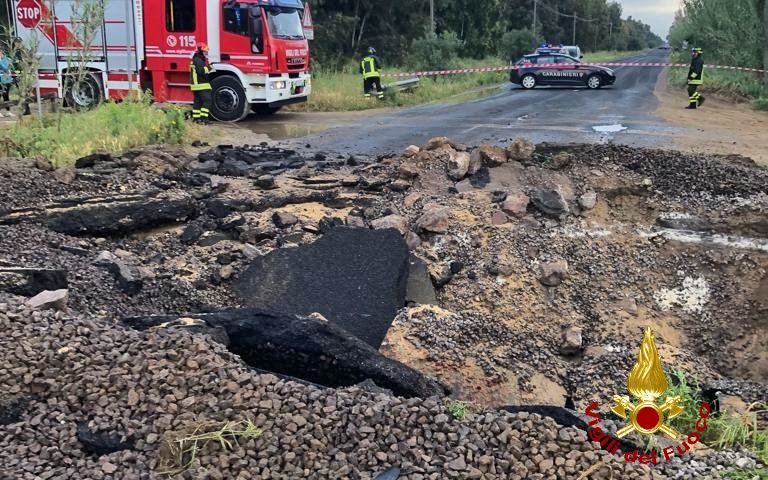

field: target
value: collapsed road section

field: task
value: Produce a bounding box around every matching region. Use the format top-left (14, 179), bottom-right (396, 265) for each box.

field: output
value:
top-left (1, 137), bottom-right (767, 479)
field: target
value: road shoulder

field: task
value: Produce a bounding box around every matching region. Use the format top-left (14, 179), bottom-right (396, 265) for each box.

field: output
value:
top-left (654, 69), bottom-right (768, 166)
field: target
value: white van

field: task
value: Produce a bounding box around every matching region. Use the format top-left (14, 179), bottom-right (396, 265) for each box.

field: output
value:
top-left (562, 46), bottom-right (583, 60)
top-left (535, 45), bottom-right (583, 60)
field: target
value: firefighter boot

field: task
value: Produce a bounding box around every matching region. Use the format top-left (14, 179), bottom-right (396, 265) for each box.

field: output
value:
top-left (686, 102), bottom-right (697, 110)
top-left (697, 96), bottom-right (705, 107)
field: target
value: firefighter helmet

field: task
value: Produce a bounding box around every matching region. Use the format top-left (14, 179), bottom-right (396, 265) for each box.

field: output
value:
top-left (367, 47), bottom-right (376, 54)
top-left (196, 43), bottom-right (209, 52)
top-left (691, 47), bottom-right (703, 53)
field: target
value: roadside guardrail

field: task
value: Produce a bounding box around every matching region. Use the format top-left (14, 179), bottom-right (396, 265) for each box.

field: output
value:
top-left (383, 77), bottom-right (420, 92)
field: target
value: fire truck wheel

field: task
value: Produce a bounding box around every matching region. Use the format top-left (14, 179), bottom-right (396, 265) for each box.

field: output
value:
top-left (210, 76), bottom-right (248, 122)
top-left (252, 105), bottom-right (282, 115)
top-left (64, 73), bottom-right (103, 110)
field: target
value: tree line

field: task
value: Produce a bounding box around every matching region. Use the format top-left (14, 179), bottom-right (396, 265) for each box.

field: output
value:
top-left (309, 0), bottom-right (663, 70)
top-left (669, 0), bottom-right (768, 74)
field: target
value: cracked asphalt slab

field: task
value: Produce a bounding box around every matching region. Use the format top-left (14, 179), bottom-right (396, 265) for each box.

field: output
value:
top-left (279, 50), bottom-right (681, 155)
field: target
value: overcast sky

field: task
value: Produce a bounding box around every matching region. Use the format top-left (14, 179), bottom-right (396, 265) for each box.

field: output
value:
top-left (617, 0), bottom-right (679, 38)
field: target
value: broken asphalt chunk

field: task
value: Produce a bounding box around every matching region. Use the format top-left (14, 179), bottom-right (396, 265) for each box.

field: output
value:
top-left (234, 227), bottom-right (409, 348)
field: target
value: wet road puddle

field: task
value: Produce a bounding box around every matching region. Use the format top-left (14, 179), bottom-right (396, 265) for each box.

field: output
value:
top-left (592, 123), bottom-right (628, 133)
top-left (240, 121), bottom-right (330, 140)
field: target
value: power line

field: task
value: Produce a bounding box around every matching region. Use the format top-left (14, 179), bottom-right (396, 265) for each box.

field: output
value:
top-left (536, 0), bottom-right (597, 23)
top-left (533, 0), bottom-right (596, 45)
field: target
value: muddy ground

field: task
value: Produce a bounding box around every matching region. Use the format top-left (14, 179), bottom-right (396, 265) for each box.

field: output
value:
top-left (1, 138), bottom-right (767, 479)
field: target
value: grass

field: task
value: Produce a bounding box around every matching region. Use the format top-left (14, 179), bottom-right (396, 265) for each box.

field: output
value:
top-left (0, 93), bottom-right (188, 168)
top-left (293, 57), bottom-right (507, 112)
top-left (581, 50), bottom-right (647, 63)
top-left (752, 97), bottom-right (768, 111)
top-left (293, 51), bottom-right (644, 112)
top-left (158, 419), bottom-right (262, 476)
top-left (721, 468), bottom-right (768, 480)
top-left (447, 401), bottom-right (471, 420)
top-left (656, 370), bottom-right (768, 464)
top-left (667, 52), bottom-right (768, 110)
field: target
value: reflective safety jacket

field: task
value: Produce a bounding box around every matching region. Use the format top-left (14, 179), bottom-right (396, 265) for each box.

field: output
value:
top-left (688, 56), bottom-right (704, 85)
top-left (190, 53), bottom-right (212, 91)
top-left (360, 55), bottom-right (382, 79)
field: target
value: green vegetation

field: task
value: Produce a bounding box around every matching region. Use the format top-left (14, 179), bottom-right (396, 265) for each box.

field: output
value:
top-left (0, 94), bottom-right (187, 167)
top-left (721, 468), bottom-right (768, 480)
top-left (447, 401), bottom-right (471, 420)
top-left (752, 97), bottom-right (768, 112)
top-left (159, 420), bottom-right (262, 476)
top-left (668, 0), bottom-right (768, 110)
top-left (582, 50), bottom-right (645, 63)
top-left (658, 370), bottom-right (768, 464)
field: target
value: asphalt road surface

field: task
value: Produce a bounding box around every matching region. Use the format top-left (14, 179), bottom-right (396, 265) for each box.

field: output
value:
top-left (274, 49), bottom-right (683, 155)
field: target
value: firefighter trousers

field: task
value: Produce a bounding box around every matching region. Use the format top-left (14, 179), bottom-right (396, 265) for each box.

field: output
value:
top-left (192, 90), bottom-right (212, 121)
top-left (363, 77), bottom-right (384, 99)
top-left (687, 84), bottom-right (704, 107)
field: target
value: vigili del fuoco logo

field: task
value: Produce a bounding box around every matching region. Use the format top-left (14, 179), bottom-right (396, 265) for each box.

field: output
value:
top-left (584, 327), bottom-right (711, 464)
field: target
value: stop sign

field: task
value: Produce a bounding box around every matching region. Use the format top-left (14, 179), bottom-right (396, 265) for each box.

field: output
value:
top-left (16, 0), bottom-right (43, 29)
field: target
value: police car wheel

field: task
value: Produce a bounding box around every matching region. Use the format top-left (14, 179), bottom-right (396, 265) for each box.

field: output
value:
top-left (586, 74), bottom-right (602, 89)
top-left (521, 74), bottom-right (537, 89)
top-left (210, 76), bottom-right (249, 122)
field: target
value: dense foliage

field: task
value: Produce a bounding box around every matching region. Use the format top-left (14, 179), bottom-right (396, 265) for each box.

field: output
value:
top-left (669, 0), bottom-right (767, 69)
top-left (309, 0), bottom-right (662, 70)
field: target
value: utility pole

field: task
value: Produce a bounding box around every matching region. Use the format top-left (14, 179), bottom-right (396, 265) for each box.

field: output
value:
top-left (572, 12), bottom-right (577, 45)
top-left (608, 20), bottom-right (613, 50)
top-left (532, 0), bottom-right (538, 41)
top-left (763, 0), bottom-right (767, 82)
top-left (429, 0), bottom-right (435, 36)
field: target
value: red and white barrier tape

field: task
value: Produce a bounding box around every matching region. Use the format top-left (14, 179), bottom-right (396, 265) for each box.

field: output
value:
top-left (387, 62), bottom-right (767, 78)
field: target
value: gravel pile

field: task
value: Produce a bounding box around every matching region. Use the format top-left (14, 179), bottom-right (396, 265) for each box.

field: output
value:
top-left (0, 222), bottom-right (240, 318)
top-left (1, 295), bottom-right (659, 480)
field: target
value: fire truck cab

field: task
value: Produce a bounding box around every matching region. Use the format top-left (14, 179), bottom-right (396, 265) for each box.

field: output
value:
top-left (12, 0), bottom-right (312, 121)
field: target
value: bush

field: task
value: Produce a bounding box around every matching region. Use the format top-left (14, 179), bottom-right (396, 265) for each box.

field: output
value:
top-left (1, 92), bottom-right (187, 167)
top-left (499, 29), bottom-right (536, 63)
top-left (407, 32), bottom-right (463, 71)
top-left (659, 370), bottom-right (768, 464)
top-left (753, 97), bottom-right (768, 111)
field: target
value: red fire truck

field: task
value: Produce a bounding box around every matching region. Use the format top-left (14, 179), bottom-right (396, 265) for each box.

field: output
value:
top-left (12, 0), bottom-right (312, 121)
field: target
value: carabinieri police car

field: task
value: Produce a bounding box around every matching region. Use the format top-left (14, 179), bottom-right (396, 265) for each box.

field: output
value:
top-left (510, 53), bottom-right (616, 89)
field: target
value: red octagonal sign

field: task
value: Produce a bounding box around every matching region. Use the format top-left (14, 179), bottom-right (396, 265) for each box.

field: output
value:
top-left (16, 0), bottom-right (43, 29)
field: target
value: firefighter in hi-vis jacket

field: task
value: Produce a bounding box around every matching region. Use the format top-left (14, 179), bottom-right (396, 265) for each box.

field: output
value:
top-left (360, 47), bottom-right (384, 99)
top-left (190, 43), bottom-right (213, 123)
top-left (686, 47), bottom-right (705, 110)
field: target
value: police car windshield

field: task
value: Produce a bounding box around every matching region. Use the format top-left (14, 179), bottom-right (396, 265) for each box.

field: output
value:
top-left (266, 7), bottom-right (304, 40)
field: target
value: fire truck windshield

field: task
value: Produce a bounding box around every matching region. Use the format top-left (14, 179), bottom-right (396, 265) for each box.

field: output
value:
top-left (265, 7), bottom-right (304, 40)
